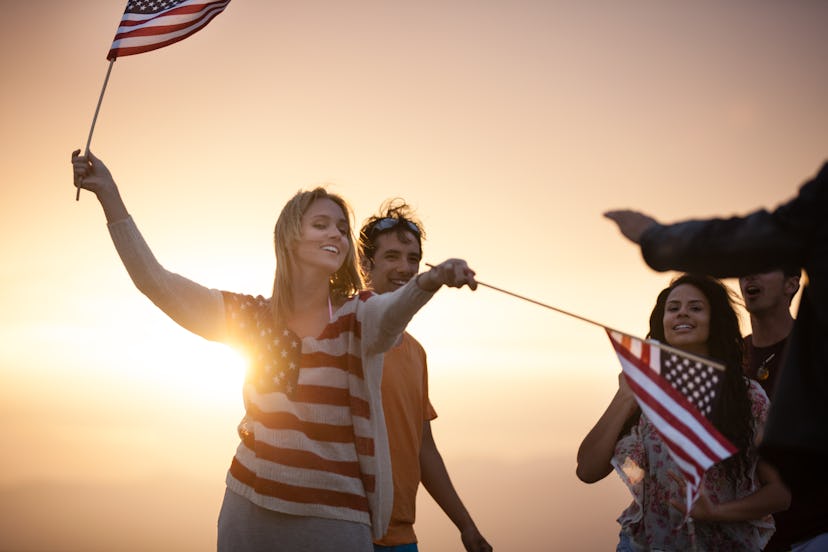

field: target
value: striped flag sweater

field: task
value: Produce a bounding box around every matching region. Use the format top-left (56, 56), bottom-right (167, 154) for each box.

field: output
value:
top-left (107, 216), bottom-right (435, 538)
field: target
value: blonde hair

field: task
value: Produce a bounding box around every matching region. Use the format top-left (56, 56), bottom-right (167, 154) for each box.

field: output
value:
top-left (271, 187), bottom-right (364, 324)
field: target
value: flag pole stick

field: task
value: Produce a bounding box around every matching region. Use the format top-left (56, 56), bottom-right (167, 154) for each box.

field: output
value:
top-left (426, 263), bottom-right (725, 370)
top-left (76, 59), bottom-right (115, 201)
top-left (425, 263), bottom-right (613, 331)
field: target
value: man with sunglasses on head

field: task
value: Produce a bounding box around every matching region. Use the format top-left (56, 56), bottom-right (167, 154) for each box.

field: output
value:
top-left (360, 200), bottom-right (492, 552)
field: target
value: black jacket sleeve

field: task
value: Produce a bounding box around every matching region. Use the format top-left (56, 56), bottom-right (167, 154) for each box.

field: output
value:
top-left (639, 163), bottom-right (828, 278)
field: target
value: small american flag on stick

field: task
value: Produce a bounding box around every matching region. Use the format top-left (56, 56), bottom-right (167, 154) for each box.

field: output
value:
top-left (107, 0), bottom-right (231, 60)
top-left (76, 0), bottom-right (231, 201)
top-left (419, 272), bottom-right (739, 515)
top-left (606, 329), bottom-right (738, 514)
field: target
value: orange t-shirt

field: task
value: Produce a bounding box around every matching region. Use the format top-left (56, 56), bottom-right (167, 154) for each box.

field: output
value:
top-left (374, 332), bottom-right (438, 546)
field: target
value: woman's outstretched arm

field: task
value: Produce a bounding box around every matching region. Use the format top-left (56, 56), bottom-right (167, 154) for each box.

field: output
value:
top-left (72, 150), bottom-right (226, 342)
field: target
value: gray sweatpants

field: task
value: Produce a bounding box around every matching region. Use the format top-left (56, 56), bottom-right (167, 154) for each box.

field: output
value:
top-left (217, 487), bottom-right (373, 552)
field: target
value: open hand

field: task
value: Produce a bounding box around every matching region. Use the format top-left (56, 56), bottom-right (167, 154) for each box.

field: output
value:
top-left (603, 210), bottom-right (657, 244)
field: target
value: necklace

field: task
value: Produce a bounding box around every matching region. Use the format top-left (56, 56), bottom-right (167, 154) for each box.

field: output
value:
top-left (757, 352), bottom-right (775, 382)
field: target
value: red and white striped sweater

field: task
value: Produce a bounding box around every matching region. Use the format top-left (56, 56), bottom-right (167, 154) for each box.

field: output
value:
top-left (108, 216), bottom-right (435, 538)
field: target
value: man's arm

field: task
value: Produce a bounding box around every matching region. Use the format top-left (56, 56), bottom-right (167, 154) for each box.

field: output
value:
top-left (604, 163), bottom-right (827, 278)
top-left (420, 421), bottom-right (492, 552)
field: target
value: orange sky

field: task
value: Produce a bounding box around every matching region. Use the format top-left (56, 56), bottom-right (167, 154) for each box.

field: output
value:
top-left (1, 1), bottom-right (827, 550)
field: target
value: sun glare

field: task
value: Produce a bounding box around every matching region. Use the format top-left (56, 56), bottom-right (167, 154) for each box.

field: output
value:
top-left (123, 331), bottom-right (247, 402)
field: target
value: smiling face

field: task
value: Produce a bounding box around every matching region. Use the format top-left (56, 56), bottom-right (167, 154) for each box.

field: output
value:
top-left (662, 283), bottom-right (711, 356)
top-left (365, 230), bottom-right (422, 294)
top-left (293, 197), bottom-right (350, 275)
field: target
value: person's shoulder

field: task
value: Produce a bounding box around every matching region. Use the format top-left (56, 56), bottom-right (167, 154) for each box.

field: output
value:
top-left (357, 290), bottom-right (375, 301)
top-left (745, 377), bottom-right (770, 406)
top-left (388, 332), bottom-right (427, 364)
top-left (222, 291), bottom-right (268, 309)
top-left (339, 290), bottom-right (373, 310)
top-left (402, 331), bottom-right (426, 352)
top-left (796, 161), bottom-right (828, 201)
top-left (744, 376), bottom-right (765, 393)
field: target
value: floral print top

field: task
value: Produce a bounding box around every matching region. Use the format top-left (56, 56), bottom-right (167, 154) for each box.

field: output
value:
top-left (612, 379), bottom-right (774, 551)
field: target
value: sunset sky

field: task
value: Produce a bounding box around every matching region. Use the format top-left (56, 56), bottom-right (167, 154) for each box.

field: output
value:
top-left (1, 1), bottom-right (827, 550)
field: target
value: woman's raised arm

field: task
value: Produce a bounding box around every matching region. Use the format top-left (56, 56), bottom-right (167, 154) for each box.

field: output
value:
top-left (71, 150), bottom-right (226, 342)
top-left (576, 373), bottom-right (640, 483)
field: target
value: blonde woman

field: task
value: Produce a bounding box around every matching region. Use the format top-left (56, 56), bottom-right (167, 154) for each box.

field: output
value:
top-left (72, 150), bottom-right (477, 552)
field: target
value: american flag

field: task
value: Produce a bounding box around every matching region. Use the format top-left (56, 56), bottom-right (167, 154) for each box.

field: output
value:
top-left (107, 0), bottom-right (231, 60)
top-left (606, 329), bottom-right (738, 513)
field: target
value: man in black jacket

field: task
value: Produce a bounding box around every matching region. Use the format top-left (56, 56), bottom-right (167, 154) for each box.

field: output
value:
top-left (604, 161), bottom-right (828, 550)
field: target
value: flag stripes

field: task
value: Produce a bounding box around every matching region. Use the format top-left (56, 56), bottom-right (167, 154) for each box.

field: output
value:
top-left (107, 0), bottom-right (231, 60)
top-left (607, 330), bottom-right (738, 512)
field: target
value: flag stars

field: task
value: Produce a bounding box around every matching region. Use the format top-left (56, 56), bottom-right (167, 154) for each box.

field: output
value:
top-left (661, 351), bottom-right (722, 416)
top-left (229, 296), bottom-right (301, 397)
top-left (609, 331), bottom-right (733, 499)
top-left (127, 0), bottom-right (180, 13)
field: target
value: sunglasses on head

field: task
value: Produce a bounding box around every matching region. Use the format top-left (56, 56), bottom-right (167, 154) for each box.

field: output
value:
top-left (367, 217), bottom-right (421, 237)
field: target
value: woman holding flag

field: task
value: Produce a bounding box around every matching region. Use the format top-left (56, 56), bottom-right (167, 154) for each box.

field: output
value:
top-left (71, 150), bottom-right (478, 551)
top-left (576, 274), bottom-right (790, 550)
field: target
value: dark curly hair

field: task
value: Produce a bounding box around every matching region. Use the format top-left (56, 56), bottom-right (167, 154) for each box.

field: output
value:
top-left (647, 274), bottom-right (753, 479)
top-left (358, 198), bottom-right (426, 267)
